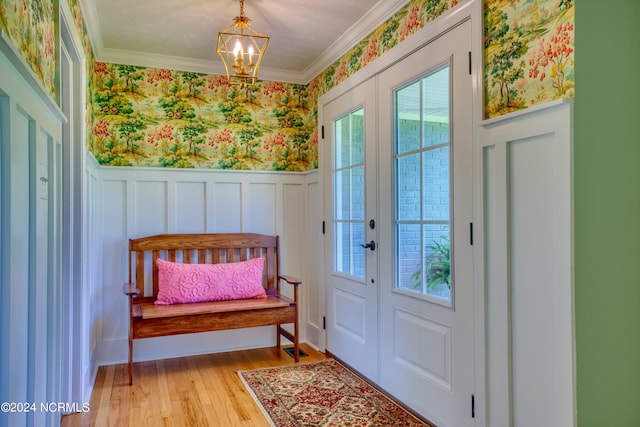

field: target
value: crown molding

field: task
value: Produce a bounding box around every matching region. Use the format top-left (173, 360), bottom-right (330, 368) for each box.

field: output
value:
top-left (78, 0), bottom-right (103, 58)
top-left (301, 0), bottom-right (411, 83)
top-left (96, 47), bottom-right (308, 84)
top-left (80, 0), bottom-right (410, 85)
top-left (97, 47), bottom-right (224, 76)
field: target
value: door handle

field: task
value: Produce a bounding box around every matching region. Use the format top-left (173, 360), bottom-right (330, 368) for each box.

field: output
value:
top-left (360, 240), bottom-right (376, 251)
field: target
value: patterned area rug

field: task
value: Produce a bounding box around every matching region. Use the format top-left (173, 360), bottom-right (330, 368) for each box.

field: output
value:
top-left (238, 359), bottom-right (434, 427)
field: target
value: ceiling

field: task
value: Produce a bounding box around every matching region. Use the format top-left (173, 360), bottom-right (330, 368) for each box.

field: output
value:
top-left (80, 0), bottom-right (411, 84)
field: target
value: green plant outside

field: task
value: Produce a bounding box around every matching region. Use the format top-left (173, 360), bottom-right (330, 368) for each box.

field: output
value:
top-left (411, 238), bottom-right (451, 291)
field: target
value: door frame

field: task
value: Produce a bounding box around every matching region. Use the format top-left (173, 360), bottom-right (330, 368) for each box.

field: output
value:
top-left (60, 0), bottom-right (91, 406)
top-left (317, 0), bottom-right (485, 417)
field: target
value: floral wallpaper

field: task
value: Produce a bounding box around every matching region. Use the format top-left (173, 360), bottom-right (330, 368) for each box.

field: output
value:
top-left (89, 65), bottom-right (317, 171)
top-left (308, 0), bottom-right (574, 120)
top-left (0, 0), bottom-right (58, 100)
top-left (484, 0), bottom-right (574, 118)
top-left (2, 0), bottom-right (575, 170)
top-left (308, 0), bottom-right (463, 107)
top-left (89, 0), bottom-right (466, 172)
top-left (66, 0), bottom-right (93, 62)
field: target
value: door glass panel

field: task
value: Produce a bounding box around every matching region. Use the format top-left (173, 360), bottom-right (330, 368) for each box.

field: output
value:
top-left (396, 82), bottom-right (421, 153)
top-left (395, 64), bottom-right (451, 301)
top-left (397, 153), bottom-right (420, 221)
top-left (423, 147), bottom-right (450, 221)
top-left (397, 223), bottom-right (421, 289)
top-left (423, 68), bottom-right (450, 147)
top-left (334, 109), bottom-right (365, 277)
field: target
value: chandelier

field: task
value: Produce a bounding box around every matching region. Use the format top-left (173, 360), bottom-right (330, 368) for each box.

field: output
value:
top-left (216, 0), bottom-right (270, 86)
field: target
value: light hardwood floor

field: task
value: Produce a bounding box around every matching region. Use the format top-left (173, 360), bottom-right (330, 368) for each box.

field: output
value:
top-left (61, 344), bottom-right (329, 427)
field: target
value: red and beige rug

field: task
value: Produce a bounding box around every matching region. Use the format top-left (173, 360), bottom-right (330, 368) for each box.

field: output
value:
top-left (238, 359), bottom-right (434, 427)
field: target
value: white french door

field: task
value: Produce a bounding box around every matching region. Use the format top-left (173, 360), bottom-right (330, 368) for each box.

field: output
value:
top-left (377, 20), bottom-right (474, 427)
top-left (323, 18), bottom-right (474, 427)
top-left (324, 79), bottom-right (379, 381)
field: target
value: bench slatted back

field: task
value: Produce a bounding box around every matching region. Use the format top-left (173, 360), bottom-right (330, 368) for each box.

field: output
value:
top-left (129, 233), bottom-right (280, 302)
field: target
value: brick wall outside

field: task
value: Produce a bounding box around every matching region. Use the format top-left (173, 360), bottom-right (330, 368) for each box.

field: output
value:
top-left (334, 116), bottom-right (451, 299)
top-left (397, 119), bottom-right (450, 298)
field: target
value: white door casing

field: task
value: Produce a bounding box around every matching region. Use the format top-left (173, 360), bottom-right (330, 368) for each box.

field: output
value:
top-left (318, 1), bottom-right (482, 423)
top-left (321, 7), bottom-right (479, 425)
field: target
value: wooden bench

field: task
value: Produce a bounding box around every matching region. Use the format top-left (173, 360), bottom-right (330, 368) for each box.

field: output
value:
top-left (122, 233), bottom-right (300, 385)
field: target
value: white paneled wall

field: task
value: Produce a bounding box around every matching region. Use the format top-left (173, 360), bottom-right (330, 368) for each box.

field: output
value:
top-left (92, 165), bottom-right (319, 366)
top-left (1, 33), bottom-right (65, 427)
top-left (302, 177), bottom-right (325, 350)
top-left (83, 162), bottom-right (100, 392)
top-left (476, 100), bottom-right (575, 427)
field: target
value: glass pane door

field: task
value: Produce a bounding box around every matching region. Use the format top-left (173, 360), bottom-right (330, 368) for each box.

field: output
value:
top-left (324, 78), bottom-right (378, 382)
top-left (377, 20), bottom-right (474, 425)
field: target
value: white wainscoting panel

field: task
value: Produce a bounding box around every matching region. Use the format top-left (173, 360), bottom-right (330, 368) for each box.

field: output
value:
top-left (0, 36), bottom-right (65, 427)
top-left (248, 183), bottom-right (277, 234)
top-left (101, 179), bottom-right (129, 343)
top-left (175, 181), bottom-right (206, 232)
top-left (84, 160), bottom-right (101, 401)
top-left (135, 181), bottom-right (168, 234)
top-left (280, 183), bottom-right (304, 299)
top-left (303, 173), bottom-right (325, 350)
top-left (477, 100), bottom-right (575, 427)
top-left (94, 167), bottom-right (312, 366)
top-left (211, 182), bottom-right (242, 231)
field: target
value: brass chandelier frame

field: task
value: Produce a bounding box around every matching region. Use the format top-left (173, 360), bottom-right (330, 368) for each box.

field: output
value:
top-left (216, 0), bottom-right (269, 86)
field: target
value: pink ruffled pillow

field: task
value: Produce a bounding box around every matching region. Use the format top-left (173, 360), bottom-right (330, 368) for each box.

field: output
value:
top-left (155, 257), bottom-right (266, 305)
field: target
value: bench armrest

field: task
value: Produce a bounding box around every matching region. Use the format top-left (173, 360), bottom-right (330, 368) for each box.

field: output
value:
top-left (123, 282), bottom-right (141, 297)
top-left (279, 274), bottom-right (302, 286)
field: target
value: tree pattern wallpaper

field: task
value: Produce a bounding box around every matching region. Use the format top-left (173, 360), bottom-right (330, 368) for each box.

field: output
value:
top-left (308, 0), bottom-right (464, 105)
top-left (1, 0), bottom-right (575, 171)
top-left (484, 0), bottom-right (574, 118)
top-left (90, 66), bottom-right (317, 171)
top-left (0, 0), bottom-right (58, 99)
top-left (66, 0), bottom-right (92, 62)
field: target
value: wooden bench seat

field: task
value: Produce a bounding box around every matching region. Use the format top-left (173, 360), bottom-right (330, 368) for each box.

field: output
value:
top-left (123, 233), bottom-right (300, 385)
top-left (139, 295), bottom-right (294, 319)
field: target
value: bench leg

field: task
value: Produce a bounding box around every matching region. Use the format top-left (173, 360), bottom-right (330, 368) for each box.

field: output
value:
top-left (128, 334), bottom-right (133, 386)
top-left (293, 320), bottom-right (299, 362)
top-left (277, 324), bottom-right (299, 362)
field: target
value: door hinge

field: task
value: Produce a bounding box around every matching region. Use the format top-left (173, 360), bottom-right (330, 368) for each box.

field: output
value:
top-left (471, 394), bottom-right (475, 418)
top-left (469, 222), bottom-right (474, 245)
top-left (322, 221), bottom-right (326, 234)
top-left (468, 51), bottom-right (472, 75)
top-left (323, 316), bottom-right (326, 330)
top-left (321, 125), bottom-right (325, 139)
